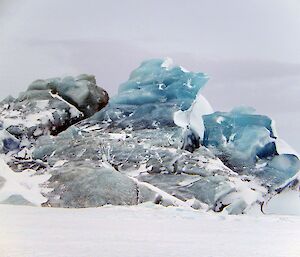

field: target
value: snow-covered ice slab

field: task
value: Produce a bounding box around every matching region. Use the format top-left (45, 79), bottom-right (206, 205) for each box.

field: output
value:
top-left (0, 204), bottom-right (300, 257)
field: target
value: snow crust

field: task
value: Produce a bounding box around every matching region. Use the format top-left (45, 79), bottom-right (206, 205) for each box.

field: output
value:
top-left (0, 204), bottom-right (300, 257)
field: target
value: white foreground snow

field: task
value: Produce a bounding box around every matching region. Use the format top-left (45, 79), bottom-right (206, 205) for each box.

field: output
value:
top-left (1, 204), bottom-right (300, 257)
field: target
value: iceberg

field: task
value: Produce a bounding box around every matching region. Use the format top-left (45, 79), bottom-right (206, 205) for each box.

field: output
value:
top-left (0, 58), bottom-right (299, 215)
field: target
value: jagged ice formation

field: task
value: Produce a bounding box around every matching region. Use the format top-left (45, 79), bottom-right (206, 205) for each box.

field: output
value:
top-left (0, 58), bottom-right (299, 215)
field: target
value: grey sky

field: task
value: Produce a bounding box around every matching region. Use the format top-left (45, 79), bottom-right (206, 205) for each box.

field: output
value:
top-left (0, 0), bottom-right (299, 151)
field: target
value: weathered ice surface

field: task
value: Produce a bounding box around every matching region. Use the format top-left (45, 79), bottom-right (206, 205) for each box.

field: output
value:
top-left (34, 124), bottom-right (262, 213)
top-left (0, 58), bottom-right (299, 215)
top-left (44, 165), bottom-right (139, 208)
top-left (24, 74), bottom-right (109, 116)
top-left (0, 74), bottom-right (108, 153)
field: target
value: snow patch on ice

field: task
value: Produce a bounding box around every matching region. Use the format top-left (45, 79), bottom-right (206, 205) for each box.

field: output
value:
top-left (50, 91), bottom-right (82, 118)
top-left (130, 177), bottom-right (192, 208)
top-left (0, 107), bottom-right (55, 129)
top-left (160, 57), bottom-right (174, 70)
top-left (174, 93), bottom-right (213, 138)
top-left (53, 160), bottom-right (68, 168)
top-left (0, 157), bottom-right (50, 205)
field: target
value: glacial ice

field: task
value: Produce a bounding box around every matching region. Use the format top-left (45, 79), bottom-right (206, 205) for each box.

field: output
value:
top-left (0, 130), bottom-right (20, 153)
top-left (44, 165), bottom-right (139, 207)
top-left (202, 108), bottom-right (300, 187)
top-left (203, 108), bottom-right (276, 147)
top-left (27, 60), bottom-right (259, 212)
top-left (0, 58), bottom-right (299, 215)
top-left (26, 74), bottom-right (108, 116)
top-left (0, 74), bottom-right (108, 155)
top-left (202, 108), bottom-right (276, 163)
top-left (256, 154), bottom-right (300, 186)
top-left (110, 58), bottom-right (208, 110)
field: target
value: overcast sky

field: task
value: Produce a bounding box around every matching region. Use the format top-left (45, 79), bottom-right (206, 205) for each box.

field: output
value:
top-left (0, 0), bottom-right (299, 151)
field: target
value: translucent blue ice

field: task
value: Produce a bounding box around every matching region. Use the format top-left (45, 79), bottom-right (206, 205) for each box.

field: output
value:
top-left (110, 59), bottom-right (208, 111)
top-left (202, 107), bottom-right (300, 187)
top-left (202, 108), bottom-right (276, 165)
top-left (91, 59), bottom-right (208, 133)
top-left (3, 137), bottom-right (20, 152)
